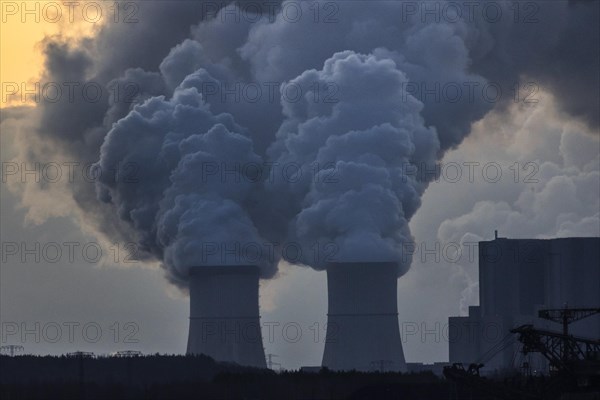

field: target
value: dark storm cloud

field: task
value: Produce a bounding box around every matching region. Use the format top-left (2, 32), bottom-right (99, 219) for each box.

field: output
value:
top-left (469, 0), bottom-right (599, 130)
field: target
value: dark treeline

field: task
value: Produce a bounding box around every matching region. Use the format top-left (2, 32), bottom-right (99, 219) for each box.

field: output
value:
top-left (0, 354), bottom-right (255, 385)
top-left (0, 354), bottom-right (465, 399)
top-left (7, 355), bottom-right (586, 399)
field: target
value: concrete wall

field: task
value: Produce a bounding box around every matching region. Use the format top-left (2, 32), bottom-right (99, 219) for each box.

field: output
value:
top-left (187, 266), bottom-right (266, 368)
top-left (322, 262), bottom-right (406, 372)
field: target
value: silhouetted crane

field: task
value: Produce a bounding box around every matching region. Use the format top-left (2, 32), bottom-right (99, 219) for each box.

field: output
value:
top-left (511, 307), bottom-right (600, 375)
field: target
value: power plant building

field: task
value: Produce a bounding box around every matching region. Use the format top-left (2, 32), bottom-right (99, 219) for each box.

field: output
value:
top-left (322, 262), bottom-right (407, 372)
top-left (187, 265), bottom-right (267, 368)
top-left (449, 237), bottom-right (600, 373)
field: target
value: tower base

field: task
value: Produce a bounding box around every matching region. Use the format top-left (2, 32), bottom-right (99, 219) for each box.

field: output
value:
top-left (321, 262), bottom-right (406, 372)
top-left (187, 266), bottom-right (266, 368)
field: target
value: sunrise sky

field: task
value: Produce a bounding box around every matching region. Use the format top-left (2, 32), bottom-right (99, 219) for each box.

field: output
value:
top-left (1, 0), bottom-right (100, 107)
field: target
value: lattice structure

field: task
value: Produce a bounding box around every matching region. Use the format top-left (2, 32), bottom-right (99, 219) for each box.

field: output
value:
top-left (538, 308), bottom-right (600, 336)
top-left (511, 307), bottom-right (600, 375)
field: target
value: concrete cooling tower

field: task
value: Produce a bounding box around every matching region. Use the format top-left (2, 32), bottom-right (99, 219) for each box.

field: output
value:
top-left (322, 262), bottom-right (407, 372)
top-left (187, 265), bottom-right (266, 368)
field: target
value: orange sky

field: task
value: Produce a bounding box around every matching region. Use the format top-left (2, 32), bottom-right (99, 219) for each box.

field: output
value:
top-left (1, 0), bottom-right (102, 107)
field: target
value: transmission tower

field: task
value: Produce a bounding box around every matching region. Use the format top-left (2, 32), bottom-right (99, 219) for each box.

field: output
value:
top-left (266, 353), bottom-right (281, 370)
top-left (0, 345), bottom-right (24, 356)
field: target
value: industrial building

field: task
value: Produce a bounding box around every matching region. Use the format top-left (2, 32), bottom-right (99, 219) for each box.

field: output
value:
top-left (321, 262), bottom-right (407, 372)
top-left (449, 236), bottom-right (600, 373)
top-left (187, 266), bottom-right (267, 368)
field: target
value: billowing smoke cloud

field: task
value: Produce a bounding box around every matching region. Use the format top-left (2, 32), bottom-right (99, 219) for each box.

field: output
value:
top-left (4, 1), bottom-right (598, 285)
top-left (438, 97), bottom-right (600, 242)
top-left (237, 1), bottom-right (492, 150)
top-left (266, 51), bottom-right (439, 273)
top-left (96, 75), bottom-right (276, 282)
top-left (4, 3), bottom-right (218, 253)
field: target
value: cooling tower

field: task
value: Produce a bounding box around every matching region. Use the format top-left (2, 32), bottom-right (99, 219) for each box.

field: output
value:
top-left (187, 265), bottom-right (266, 368)
top-left (322, 262), bottom-right (407, 372)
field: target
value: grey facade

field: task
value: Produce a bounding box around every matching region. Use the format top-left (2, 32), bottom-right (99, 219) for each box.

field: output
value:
top-left (449, 237), bottom-right (600, 373)
top-left (322, 262), bottom-right (407, 372)
top-left (187, 266), bottom-right (267, 368)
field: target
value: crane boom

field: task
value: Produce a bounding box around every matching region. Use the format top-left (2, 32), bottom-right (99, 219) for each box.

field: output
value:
top-left (511, 307), bottom-right (600, 376)
top-left (538, 308), bottom-right (600, 336)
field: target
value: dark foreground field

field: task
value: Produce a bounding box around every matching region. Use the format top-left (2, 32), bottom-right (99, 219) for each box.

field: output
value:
top-left (0, 354), bottom-right (451, 399)
top-left (1, 355), bottom-right (597, 399)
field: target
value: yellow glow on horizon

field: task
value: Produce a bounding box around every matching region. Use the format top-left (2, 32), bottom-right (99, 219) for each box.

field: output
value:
top-left (1, 0), bottom-right (104, 108)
